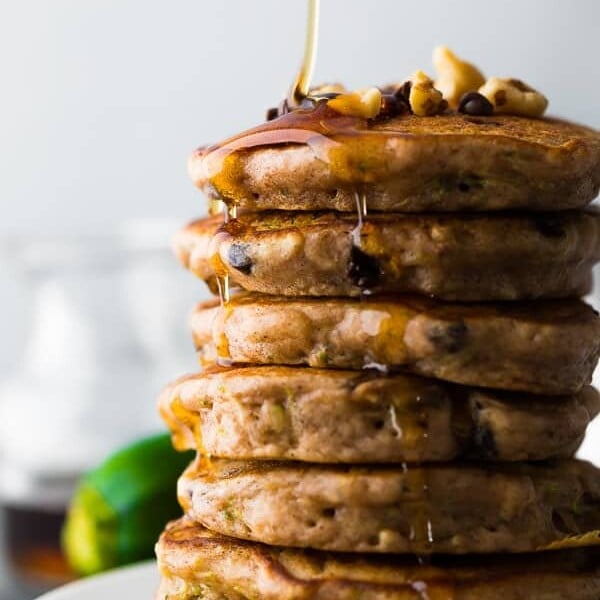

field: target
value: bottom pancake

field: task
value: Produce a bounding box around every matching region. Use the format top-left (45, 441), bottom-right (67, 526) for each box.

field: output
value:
top-left (178, 458), bottom-right (600, 555)
top-left (156, 517), bottom-right (600, 600)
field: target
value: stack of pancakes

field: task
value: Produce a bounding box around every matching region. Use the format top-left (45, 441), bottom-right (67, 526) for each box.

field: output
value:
top-left (156, 103), bottom-right (600, 598)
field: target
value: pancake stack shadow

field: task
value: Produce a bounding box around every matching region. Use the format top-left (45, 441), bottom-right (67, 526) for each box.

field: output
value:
top-left (156, 109), bottom-right (600, 599)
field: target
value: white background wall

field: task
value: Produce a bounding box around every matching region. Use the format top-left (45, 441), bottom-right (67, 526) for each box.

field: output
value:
top-left (0, 0), bottom-right (599, 448)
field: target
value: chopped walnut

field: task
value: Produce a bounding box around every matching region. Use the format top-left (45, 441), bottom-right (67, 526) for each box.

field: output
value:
top-left (433, 46), bottom-right (486, 108)
top-left (479, 77), bottom-right (548, 117)
top-left (327, 87), bottom-right (383, 118)
top-left (408, 71), bottom-right (446, 116)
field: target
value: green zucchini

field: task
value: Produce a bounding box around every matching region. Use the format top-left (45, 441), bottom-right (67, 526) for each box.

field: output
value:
top-left (62, 433), bottom-right (193, 575)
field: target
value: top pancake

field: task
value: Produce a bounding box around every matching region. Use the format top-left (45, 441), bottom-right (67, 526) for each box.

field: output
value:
top-left (189, 108), bottom-right (600, 212)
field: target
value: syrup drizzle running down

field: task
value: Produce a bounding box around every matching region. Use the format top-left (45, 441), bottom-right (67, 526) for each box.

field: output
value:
top-left (208, 205), bottom-right (237, 364)
top-left (391, 389), bottom-right (434, 561)
top-left (212, 202), bottom-right (238, 306)
top-left (350, 190), bottom-right (367, 247)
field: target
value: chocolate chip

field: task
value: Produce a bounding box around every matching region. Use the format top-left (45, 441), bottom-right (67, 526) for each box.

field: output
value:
top-left (394, 81), bottom-right (412, 103)
top-left (379, 94), bottom-right (399, 117)
top-left (266, 99), bottom-right (292, 120)
top-left (472, 424), bottom-right (498, 459)
top-left (383, 82), bottom-right (413, 114)
top-left (348, 246), bottom-right (381, 290)
top-left (455, 173), bottom-right (483, 192)
top-left (265, 107), bottom-right (278, 121)
top-left (458, 92), bottom-right (494, 116)
top-left (426, 321), bottom-right (468, 353)
top-left (227, 243), bottom-right (253, 275)
top-left (395, 94), bottom-right (410, 113)
top-left (533, 215), bottom-right (566, 238)
top-left (377, 93), bottom-right (410, 119)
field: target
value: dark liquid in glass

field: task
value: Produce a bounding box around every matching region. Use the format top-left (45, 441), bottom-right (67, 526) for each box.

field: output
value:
top-left (2, 504), bottom-right (74, 591)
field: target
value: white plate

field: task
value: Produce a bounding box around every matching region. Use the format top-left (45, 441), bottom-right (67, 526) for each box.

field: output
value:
top-left (35, 562), bottom-right (158, 599)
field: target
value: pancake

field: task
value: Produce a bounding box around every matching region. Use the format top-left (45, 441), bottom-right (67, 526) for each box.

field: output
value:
top-left (160, 367), bottom-right (599, 462)
top-left (174, 210), bottom-right (600, 300)
top-left (178, 458), bottom-right (600, 555)
top-left (156, 518), bottom-right (600, 600)
top-left (190, 294), bottom-right (600, 395)
top-left (188, 109), bottom-right (600, 213)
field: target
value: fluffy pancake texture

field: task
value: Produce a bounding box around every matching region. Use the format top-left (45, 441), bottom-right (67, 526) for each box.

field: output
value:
top-left (191, 294), bottom-right (600, 394)
top-left (189, 111), bottom-right (600, 213)
top-left (174, 210), bottom-right (600, 300)
top-left (160, 367), bottom-right (599, 462)
top-left (156, 518), bottom-right (600, 600)
top-left (178, 458), bottom-right (600, 555)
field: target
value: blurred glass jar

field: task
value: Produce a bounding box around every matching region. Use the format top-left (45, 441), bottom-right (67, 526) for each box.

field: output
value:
top-left (0, 220), bottom-right (203, 587)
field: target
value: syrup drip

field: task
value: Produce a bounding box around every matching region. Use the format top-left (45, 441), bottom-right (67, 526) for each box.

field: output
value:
top-left (193, 447), bottom-right (216, 482)
top-left (170, 396), bottom-right (215, 476)
top-left (223, 203), bottom-right (238, 223)
top-left (350, 190), bottom-right (367, 246)
top-left (410, 576), bottom-right (456, 600)
top-left (211, 222), bottom-right (231, 307)
top-left (288, 0), bottom-right (320, 107)
top-left (350, 189), bottom-right (378, 296)
top-left (208, 202), bottom-right (239, 366)
top-left (194, 424), bottom-right (215, 479)
top-left (402, 389), bottom-right (434, 559)
top-left (215, 273), bottom-right (230, 305)
top-left (375, 378), bottom-right (434, 558)
top-left (213, 202), bottom-right (238, 305)
top-left (410, 580), bottom-right (430, 600)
